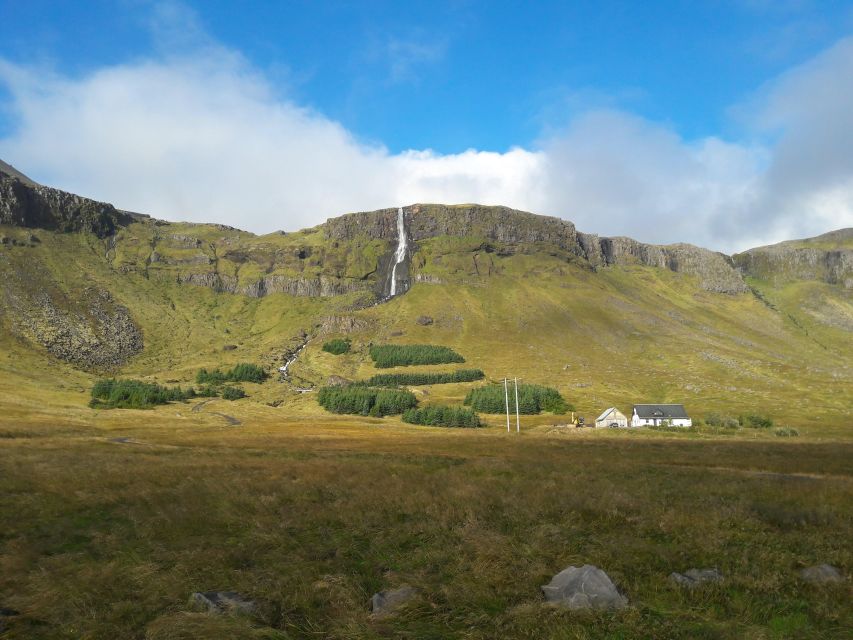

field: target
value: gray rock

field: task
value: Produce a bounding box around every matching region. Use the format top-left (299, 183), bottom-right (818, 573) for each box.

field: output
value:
top-left (189, 591), bottom-right (255, 615)
top-left (1, 164), bottom-right (129, 237)
top-left (669, 568), bottom-right (723, 588)
top-left (3, 276), bottom-right (143, 371)
top-left (799, 564), bottom-right (844, 583)
top-left (577, 233), bottom-right (748, 294)
top-left (370, 585), bottom-right (418, 617)
top-left (541, 565), bottom-right (628, 610)
top-left (416, 315), bottom-right (434, 325)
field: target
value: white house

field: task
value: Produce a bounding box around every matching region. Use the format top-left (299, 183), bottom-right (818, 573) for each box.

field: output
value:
top-left (594, 407), bottom-right (628, 428)
top-left (631, 404), bottom-right (692, 427)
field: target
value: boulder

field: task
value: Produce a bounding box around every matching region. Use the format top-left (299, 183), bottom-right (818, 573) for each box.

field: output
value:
top-left (416, 315), bottom-right (434, 326)
top-left (541, 565), bottom-right (627, 610)
top-left (799, 564), bottom-right (844, 583)
top-left (669, 568), bottom-right (723, 588)
top-left (189, 591), bottom-right (255, 615)
top-left (370, 585), bottom-right (418, 617)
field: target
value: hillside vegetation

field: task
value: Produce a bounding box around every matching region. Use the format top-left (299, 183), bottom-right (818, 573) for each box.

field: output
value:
top-left (1, 168), bottom-right (852, 638)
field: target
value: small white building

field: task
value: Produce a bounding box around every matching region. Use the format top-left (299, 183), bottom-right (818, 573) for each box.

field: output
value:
top-left (594, 407), bottom-right (628, 428)
top-left (631, 404), bottom-right (692, 427)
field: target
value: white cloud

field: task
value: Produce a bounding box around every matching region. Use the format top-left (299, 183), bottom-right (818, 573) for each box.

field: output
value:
top-left (0, 30), bottom-right (851, 252)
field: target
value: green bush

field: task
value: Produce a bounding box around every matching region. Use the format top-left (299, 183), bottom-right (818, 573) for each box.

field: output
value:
top-left (221, 386), bottom-right (246, 401)
top-left (706, 412), bottom-right (740, 428)
top-left (196, 363), bottom-right (267, 384)
top-left (322, 338), bottom-right (351, 355)
top-left (366, 369), bottom-right (484, 386)
top-left (774, 426), bottom-right (799, 437)
top-left (369, 344), bottom-right (465, 368)
top-left (649, 424), bottom-right (698, 433)
top-left (90, 379), bottom-right (193, 409)
top-left (464, 383), bottom-right (570, 415)
top-left (317, 385), bottom-right (417, 416)
top-left (742, 413), bottom-right (773, 429)
top-left (194, 385), bottom-right (219, 398)
top-left (402, 405), bottom-right (481, 428)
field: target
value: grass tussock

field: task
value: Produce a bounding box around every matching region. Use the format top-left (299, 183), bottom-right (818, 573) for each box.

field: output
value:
top-left (369, 344), bottom-right (465, 368)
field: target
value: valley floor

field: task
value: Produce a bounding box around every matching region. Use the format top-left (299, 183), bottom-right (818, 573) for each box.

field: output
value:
top-left (0, 403), bottom-right (851, 639)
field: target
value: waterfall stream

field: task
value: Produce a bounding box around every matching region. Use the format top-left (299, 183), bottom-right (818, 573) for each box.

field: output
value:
top-left (389, 207), bottom-right (408, 297)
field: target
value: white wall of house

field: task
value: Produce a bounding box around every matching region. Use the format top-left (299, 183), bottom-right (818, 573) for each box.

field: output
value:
top-left (631, 415), bottom-right (692, 427)
top-left (595, 410), bottom-right (628, 428)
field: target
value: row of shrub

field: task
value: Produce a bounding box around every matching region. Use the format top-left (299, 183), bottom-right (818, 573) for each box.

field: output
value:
top-left (365, 369), bottom-right (485, 387)
top-left (464, 383), bottom-right (570, 415)
top-left (402, 405), bottom-right (481, 428)
top-left (322, 338), bottom-right (351, 355)
top-left (196, 363), bottom-right (267, 384)
top-left (369, 344), bottom-right (465, 368)
top-left (704, 412), bottom-right (774, 429)
top-left (90, 379), bottom-right (246, 409)
top-left (90, 379), bottom-right (192, 409)
top-left (317, 385), bottom-right (417, 417)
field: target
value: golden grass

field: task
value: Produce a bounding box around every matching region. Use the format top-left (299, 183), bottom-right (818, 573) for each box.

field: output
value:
top-left (0, 399), bottom-right (851, 639)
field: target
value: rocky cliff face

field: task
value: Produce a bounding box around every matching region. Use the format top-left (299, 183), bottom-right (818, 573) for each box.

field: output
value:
top-left (578, 233), bottom-right (749, 294)
top-left (733, 229), bottom-right (853, 288)
top-left (0, 163), bottom-right (130, 238)
top-left (1, 277), bottom-right (143, 371)
top-left (327, 204), bottom-right (748, 294)
top-left (327, 204), bottom-right (582, 252)
top-left (176, 272), bottom-right (368, 298)
top-left (5, 157), bottom-right (845, 301)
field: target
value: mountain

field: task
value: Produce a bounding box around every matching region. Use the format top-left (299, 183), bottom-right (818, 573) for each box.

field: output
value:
top-left (1, 161), bottom-right (851, 432)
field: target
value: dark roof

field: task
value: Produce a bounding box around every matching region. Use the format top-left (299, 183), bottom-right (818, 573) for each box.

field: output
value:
top-left (633, 404), bottom-right (689, 419)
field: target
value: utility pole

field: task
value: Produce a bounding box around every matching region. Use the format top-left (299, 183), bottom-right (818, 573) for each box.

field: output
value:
top-left (504, 378), bottom-right (510, 433)
top-left (514, 377), bottom-right (520, 433)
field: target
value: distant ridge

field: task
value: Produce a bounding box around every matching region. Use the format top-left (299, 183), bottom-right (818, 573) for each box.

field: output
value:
top-left (0, 159), bottom-right (39, 187)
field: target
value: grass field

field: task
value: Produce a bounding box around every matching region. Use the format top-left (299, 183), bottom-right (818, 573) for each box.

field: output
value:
top-left (0, 398), bottom-right (851, 639)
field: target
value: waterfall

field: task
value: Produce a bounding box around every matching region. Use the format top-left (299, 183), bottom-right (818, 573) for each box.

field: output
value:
top-left (389, 207), bottom-right (408, 297)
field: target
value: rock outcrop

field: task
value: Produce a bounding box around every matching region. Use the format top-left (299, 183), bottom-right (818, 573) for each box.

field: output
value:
top-left (370, 585), bottom-right (418, 618)
top-left (327, 204), bottom-right (748, 295)
top-left (0, 160), bottom-right (130, 238)
top-left (176, 272), bottom-right (368, 298)
top-left (733, 229), bottom-right (853, 288)
top-left (2, 284), bottom-right (143, 371)
top-left (578, 232), bottom-right (748, 294)
top-left (541, 564), bottom-right (628, 610)
top-left (326, 203), bottom-right (582, 252)
top-left (189, 591), bottom-right (256, 615)
top-left (669, 568), bottom-right (724, 588)
top-left (799, 564), bottom-right (844, 583)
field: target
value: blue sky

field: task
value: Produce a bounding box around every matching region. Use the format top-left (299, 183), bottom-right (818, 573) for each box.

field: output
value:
top-left (1, 1), bottom-right (852, 249)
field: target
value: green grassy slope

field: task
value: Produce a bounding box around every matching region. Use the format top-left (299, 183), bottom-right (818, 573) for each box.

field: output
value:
top-left (1, 219), bottom-right (851, 436)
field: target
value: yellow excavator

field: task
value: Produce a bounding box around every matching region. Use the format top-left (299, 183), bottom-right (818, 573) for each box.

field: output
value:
top-left (569, 412), bottom-right (586, 427)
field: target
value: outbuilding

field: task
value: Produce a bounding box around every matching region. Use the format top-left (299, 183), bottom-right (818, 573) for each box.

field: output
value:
top-left (594, 407), bottom-right (628, 428)
top-left (631, 404), bottom-right (692, 427)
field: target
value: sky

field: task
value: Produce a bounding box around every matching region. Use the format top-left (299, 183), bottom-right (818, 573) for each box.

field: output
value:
top-left (1, 0), bottom-right (852, 251)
